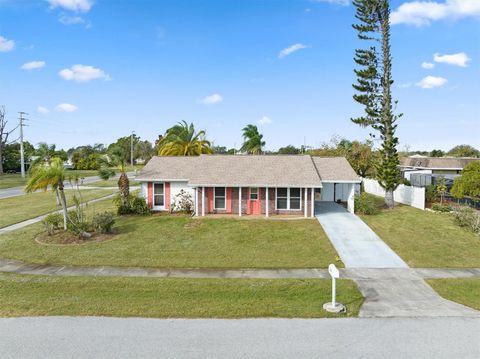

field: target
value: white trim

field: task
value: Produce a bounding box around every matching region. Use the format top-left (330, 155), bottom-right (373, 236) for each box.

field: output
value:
top-left (304, 188), bottom-right (307, 218)
top-left (239, 187), bottom-right (242, 217)
top-left (136, 178), bottom-right (190, 182)
top-left (311, 188), bottom-right (314, 217)
top-left (214, 187), bottom-right (226, 210)
top-left (189, 183), bottom-right (323, 188)
top-left (275, 187), bottom-right (302, 211)
top-left (321, 180), bottom-right (361, 184)
top-left (152, 182), bottom-right (165, 210)
top-left (195, 187), bottom-right (199, 216)
top-left (266, 187), bottom-right (269, 218)
top-left (202, 186), bottom-right (205, 217)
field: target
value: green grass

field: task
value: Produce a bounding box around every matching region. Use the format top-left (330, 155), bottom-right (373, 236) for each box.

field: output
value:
top-left (0, 201), bottom-right (340, 268)
top-left (0, 173), bottom-right (27, 189)
top-left (427, 278), bottom-right (480, 311)
top-left (0, 188), bottom-right (117, 228)
top-left (0, 273), bottom-right (362, 318)
top-left (359, 196), bottom-right (480, 268)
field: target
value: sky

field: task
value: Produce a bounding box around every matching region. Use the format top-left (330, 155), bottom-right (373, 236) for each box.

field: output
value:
top-left (0, 0), bottom-right (479, 152)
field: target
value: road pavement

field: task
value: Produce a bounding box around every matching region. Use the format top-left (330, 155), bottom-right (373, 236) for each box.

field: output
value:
top-left (0, 317), bottom-right (478, 359)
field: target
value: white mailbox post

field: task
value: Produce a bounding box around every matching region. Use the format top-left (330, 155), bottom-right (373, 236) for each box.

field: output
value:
top-left (323, 264), bottom-right (346, 313)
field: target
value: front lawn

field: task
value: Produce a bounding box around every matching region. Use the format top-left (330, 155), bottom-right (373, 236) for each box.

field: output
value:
top-left (359, 201), bottom-right (480, 268)
top-left (0, 273), bottom-right (362, 318)
top-left (0, 188), bottom-right (117, 228)
top-left (427, 278), bottom-right (480, 311)
top-left (0, 202), bottom-right (340, 268)
top-left (0, 173), bottom-right (27, 189)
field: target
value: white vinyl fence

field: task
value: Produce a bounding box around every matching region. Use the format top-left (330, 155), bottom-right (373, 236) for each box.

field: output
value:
top-left (362, 178), bottom-right (425, 210)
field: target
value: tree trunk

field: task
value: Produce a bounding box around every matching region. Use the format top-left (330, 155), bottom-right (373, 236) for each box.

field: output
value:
top-left (58, 184), bottom-right (69, 230)
top-left (0, 145), bottom-right (3, 174)
top-left (55, 188), bottom-right (61, 206)
top-left (385, 189), bottom-right (394, 209)
top-left (118, 171), bottom-right (130, 206)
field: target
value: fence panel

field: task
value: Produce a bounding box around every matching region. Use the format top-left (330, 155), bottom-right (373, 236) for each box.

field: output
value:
top-left (362, 178), bottom-right (425, 210)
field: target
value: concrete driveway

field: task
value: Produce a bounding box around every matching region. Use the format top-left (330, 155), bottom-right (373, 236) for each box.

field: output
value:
top-left (315, 202), bottom-right (407, 268)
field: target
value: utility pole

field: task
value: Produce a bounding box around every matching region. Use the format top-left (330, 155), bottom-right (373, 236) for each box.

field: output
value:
top-left (18, 112), bottom-right (28, 178)
top-left (130, 131), bottom-right (135, 167)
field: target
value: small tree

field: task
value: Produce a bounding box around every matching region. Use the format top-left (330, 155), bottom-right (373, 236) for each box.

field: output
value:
top-left (0, 106), bottom-right (18, 174)
top-left (240, 124), bottom-right (265, 154)
top-left (98, 146), bottom-right (130, 207)
top-left (26, 158), bottom-right (69, 229)
top-left (451, 162), bottom-right (480, 200)
top-left (435, 177), bottom-right (448, 204)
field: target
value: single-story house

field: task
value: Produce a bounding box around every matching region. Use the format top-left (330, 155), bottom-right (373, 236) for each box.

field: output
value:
top-left (136, 155), bottom-right (361, 217)
top-left (400, 155), bottom-right (480, 187)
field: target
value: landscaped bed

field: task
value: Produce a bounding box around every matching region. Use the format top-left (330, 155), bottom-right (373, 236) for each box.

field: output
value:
top-left (0, 273), bottom-right (362, 318)
top-left (0, 198), bottom-right (340, 269)
top-left (427, 278), bottom-right (480, 311)
top-left (358, 197), bottom-right (480, 268)
top-left (0, 188), bottom-right (117, 228)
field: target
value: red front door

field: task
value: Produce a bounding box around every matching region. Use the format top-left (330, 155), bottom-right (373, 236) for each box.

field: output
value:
top-left (249, 187), bottom-right (261, 215)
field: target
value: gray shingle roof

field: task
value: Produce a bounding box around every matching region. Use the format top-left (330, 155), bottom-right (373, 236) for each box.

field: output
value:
top-left (311, 156), bottom-right (361, 182)
top-left (400, 156), bottom-right (480, 170)
top-left (137, 155), bottom-right (360, 186)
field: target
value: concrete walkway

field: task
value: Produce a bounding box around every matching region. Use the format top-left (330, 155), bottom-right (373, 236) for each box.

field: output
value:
top-left (0, 194), bottom-right (116, 234)
top-left (315, 202), bottom-right (408, 268)
top-left (0, 258), bottom-right (479, 317)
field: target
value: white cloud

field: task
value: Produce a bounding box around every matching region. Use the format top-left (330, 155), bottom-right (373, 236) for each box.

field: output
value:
top-left (257, 116), bottom-right (272, 125)
top-left (312, 0), bottom-right (350, 5)
top-left (55, 103), bottom-right (78, 112)
top-left (0, 35), bottom-right (14, 52)
top-left (416, 75), bottom-right (448, 89)
top-left (391, 0), bottom-right (480, 26)
top-left (434, 52), bottom-right (471, 67)
top-left (21, 61), bottom-right (46, 70)
top-left (59, 15), bottom-right (85, 24)
top-left (200, 93), bottom-right (223, 105)
top-left (37, 106), bottom-right (49, 114)
top-left (47, 0), bottom-right (94, 13)
top-left (421, 62), bottom-right (435, 69)
top-left (278, 43), bottom-right (309, 59)
top-left (59, 64), bottom-right (110, 82)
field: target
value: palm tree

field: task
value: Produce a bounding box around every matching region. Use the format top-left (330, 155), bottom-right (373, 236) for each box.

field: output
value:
top-left (157, 121), bottom-right (213, 156)
top-left (26, 157), bottom-right (69, 230)
top-left (98, 146), bottom-right (130, 206)
top-left (240, 124), bottom-right (265, 154)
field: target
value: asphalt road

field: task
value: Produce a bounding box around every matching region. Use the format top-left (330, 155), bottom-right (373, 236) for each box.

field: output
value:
top-left (0, 317), bottom-right (478, 359)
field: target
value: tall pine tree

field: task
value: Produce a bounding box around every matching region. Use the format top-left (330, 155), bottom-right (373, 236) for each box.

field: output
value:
top-left (352, 0), bottom-right (401, 208)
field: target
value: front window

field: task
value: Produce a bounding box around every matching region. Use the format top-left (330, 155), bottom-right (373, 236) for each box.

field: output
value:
top-left (250, 187), bottom-right (258, 200)
top-left (154, 183), bottom-right (164, 206)
top-left (276, 188), bottom-right (301, 210)
top-left (276, 188), bottom-right (288, 209)
top-left (290, 188), bottom-right (301, 210)
top-left (214, 187), bottom-right (226, 209)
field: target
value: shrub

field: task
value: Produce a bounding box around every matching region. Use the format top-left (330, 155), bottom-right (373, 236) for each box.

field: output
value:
top-left (453, 207), bottom-right (480, 234)
top-left (171, 190), bottom-right (194, 214)
top-left (117, 204), bottom-right (132, 215)
top-left (43, 213), bottom-right (63, 235)
top-left (431, 203), bottom-right (452, 213)
top-left (92, 212), bottom-right (115, 234)
top-left (425, 185), bottom-right (438, 203)
top-left (355, 192), bottom-right (379, 215)
top-left (67, 208), bottom-right (92, 238)
top-left (131, 196), bottom-right (150, 215)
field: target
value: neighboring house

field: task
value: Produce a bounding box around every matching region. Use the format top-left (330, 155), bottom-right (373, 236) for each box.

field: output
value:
top-left (400, 155), bottom-right (480, 187)
top-left (136, 155), bottom-right (360, 216)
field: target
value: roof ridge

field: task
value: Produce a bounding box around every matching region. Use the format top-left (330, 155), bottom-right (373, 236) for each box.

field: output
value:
top-left (309, 155), bottom-right (323, 182)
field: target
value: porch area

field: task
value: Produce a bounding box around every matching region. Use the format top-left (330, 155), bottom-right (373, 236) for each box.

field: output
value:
top-left (194, 187), bottom-right (317, 218)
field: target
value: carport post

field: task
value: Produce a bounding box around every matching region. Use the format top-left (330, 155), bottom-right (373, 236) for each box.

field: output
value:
top-left (311, 188), bottom-right (315, 217)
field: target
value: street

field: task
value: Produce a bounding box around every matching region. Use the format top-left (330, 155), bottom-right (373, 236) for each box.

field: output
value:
top-left (0, 317), bottom-right (479, 358)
